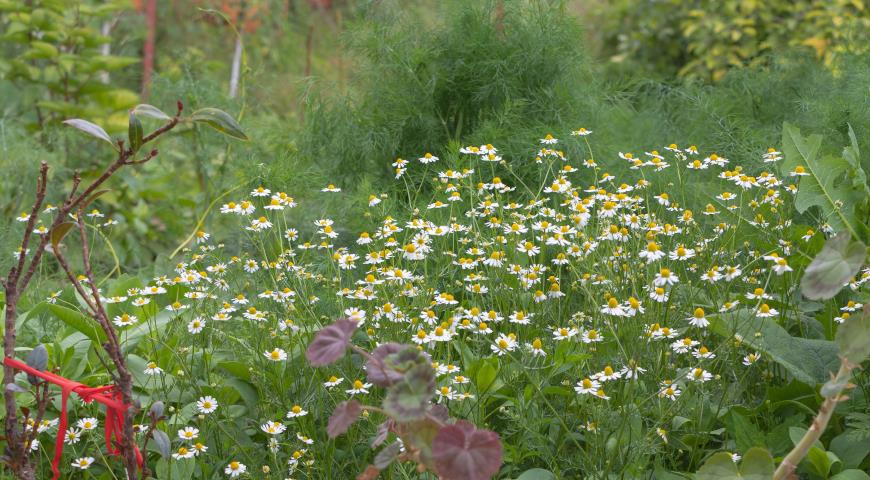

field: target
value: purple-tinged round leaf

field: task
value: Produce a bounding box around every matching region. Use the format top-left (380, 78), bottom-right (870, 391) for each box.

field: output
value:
top-left (432, 421), bottom-right (503, 480)
top-left (371, 420), bottom-right (392, 448)
top-left (382, 362), bottom-right (435, 422)
top-left (305, 319), bottom-right (358, 366)
top-left (374, 441), bottom-right (402, 469)
top-left (366, 343), bottom-right (406, 386)
top-left (327, 400), bottom-right (362, 438)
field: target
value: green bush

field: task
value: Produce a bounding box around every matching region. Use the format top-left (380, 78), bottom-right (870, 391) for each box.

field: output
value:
top-left (0, 0), bottom-right (141, 131)
top-left (592, 0), bottom-right (870, 81)
top-left (296, 0), bottom-right (596, 184)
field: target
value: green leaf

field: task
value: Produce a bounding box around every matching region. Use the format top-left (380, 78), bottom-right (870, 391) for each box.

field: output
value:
top-left (62, 118), bottom-right (115, 148)
top-left (835, 308), bottom-right (870, 364)
top-left (128, 110), bottom-right (143, 153)
top-left (725, 410), bottom-right (763, 454)
top-left (516, 468), bottom-right (557, 480)
top-left (843, 124), bottom-right (870, 196)
top-left (476, 360), bottom-right (498, 393)
top-left (132, 103), bottom-right (171, 121)
top-left (831, 470), bottom-right (870, 480)
top-left (801, 232), bottom-right (866, 300)
top-left (711, 309), bottom-right (839, 385)
top-left (50, 222), bottom-right (75, 253)
top-left (739, 448), bottom-right (774, 480)
top-left (830, 430), bottom-right (870, 469)
top-left (696, 452), bottom-right (739, 479)
top-left (782, 123), bottom-right (867, 238)
top-left (190, 108), bottom-right (248, 140)
top-left (48, 304), bottom-right (106, 344)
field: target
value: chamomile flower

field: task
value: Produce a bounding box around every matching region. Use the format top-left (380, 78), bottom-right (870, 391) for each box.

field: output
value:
top-left (71, 457), bottom-right (94, 470)
top-left (347, 380), bottom-right (372, 395)
top-left (225, 461), bottom-right (247, 477)
top-left (197, 396), bottom-right (218, 414)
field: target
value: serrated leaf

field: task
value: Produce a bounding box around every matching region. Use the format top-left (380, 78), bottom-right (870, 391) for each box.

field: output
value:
top-left (62, 119), bottom-right (115, 147)
top-left (327, 400), bottom-right (361, 438)
top-left (801, 232), bottom-right (866, 300)
top-left (305, 319), bottom-right (357, 366)
top-left (190, 108), bottom-right (248, 140)
top-left (152, 430), bottom-right (171, 458)
top-left (711, 309), bottom-right (839, 385)
top-left (374, 441), bottom-right (401, 469)
top-left (50, 222), bottom-right (75, 253)
top-left (432, 421), bottom-right (503, 480)
top-left (132, 103), bottom-right (171, 120)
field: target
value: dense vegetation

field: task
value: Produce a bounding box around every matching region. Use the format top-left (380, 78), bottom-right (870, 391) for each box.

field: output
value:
top-left (1, 1), bottom-right (868, 479)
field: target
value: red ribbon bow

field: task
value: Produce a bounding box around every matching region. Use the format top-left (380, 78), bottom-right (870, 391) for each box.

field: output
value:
top-left (4, 357), bottom-right (143, 479)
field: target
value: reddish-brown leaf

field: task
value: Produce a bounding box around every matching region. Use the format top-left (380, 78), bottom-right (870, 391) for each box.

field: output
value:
top-left (432, 421), bottom-right (502, 480)
top-left (305, 319), bottom-right (358, 366)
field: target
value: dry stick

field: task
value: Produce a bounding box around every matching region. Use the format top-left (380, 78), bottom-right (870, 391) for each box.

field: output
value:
top-left (773, 360), bottom-right (856, 480)
top-left (2, 102), bottom-right (183, 479)
top-left (2, 163), bottom-right (48, 478)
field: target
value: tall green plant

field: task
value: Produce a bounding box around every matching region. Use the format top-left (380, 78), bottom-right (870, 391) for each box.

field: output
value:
top-left (0, 0), bottom-right (139, 131)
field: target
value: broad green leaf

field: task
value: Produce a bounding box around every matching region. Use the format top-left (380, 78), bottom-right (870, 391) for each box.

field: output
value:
top-left (835, 308), bottom-right (870, 364)
top-left (801, 232), bottom-right (866, 300)
top-left (711, 310), bottom-right (839, 385)
top-left (132, 103), bottom-right (171, 121)
top-left (724, 410), bottom-right (763, 454)
top-left (516, 468), bottom-right (557, 480)
top-left (740, 447), bottom-right (775, 480)
top-left (831, 470), bottom-right (870, 480)
top-left (696, 452), bottom-right (739, 479)
top-left (781, 123), bottom-right (864, 237)
top-left (48, 304), bottom-right (106, 344)
top-left (830, 430), bottom-right (870, 469)
top-left (190, 108), bottom-right (248, 140)
top-left (62, 118), bottom-right (115, 147)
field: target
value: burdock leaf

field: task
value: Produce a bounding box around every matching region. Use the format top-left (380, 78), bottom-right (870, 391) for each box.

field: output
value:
top-left (836, 308), bottom-right (870, 364)
top-left (327, 400), bottom-right (362, 438)
top-left (801, 232), bottom-right (866, 300)
top-left (305, 319), bottom-right (358, 366)
top-left (432, 421), bottom-right (503, 480)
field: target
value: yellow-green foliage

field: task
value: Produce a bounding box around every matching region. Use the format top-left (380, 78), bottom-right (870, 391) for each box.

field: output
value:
top-left (0, 0), bottom-right (140, 131)
top-left (593, 0), bottom-right (870, 81)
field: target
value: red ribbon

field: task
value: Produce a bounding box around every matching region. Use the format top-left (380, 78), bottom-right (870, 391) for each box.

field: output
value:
top-left (4, 357), bottom-right (143, 479)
